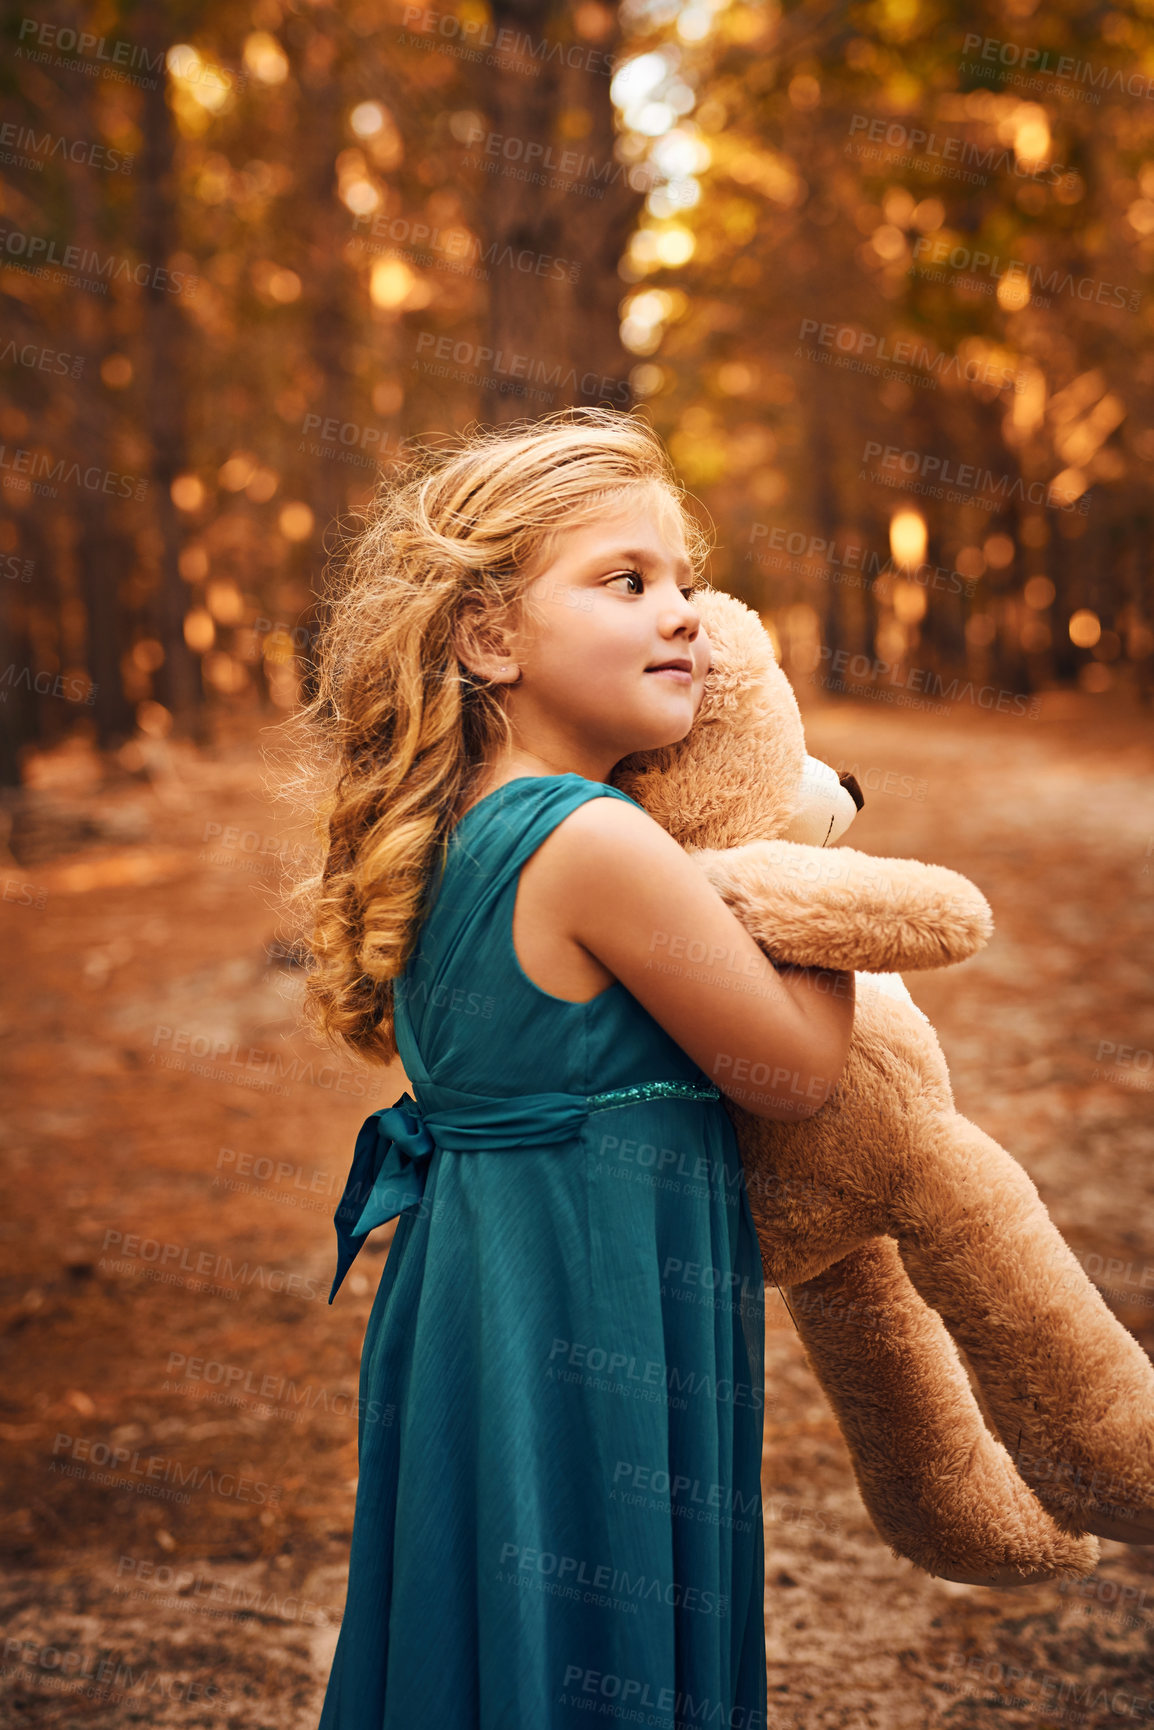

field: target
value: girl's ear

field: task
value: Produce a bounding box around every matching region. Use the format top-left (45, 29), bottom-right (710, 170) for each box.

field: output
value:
top-left (453, 596), bottom-right (519, 683)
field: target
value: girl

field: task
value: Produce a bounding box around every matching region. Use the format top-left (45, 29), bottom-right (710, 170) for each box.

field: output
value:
top-left (299, 406), bottom-right (855, 1728)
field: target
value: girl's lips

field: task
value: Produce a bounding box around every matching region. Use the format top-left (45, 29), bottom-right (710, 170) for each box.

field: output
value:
top-left (645, 667), bottom-right (692, 684)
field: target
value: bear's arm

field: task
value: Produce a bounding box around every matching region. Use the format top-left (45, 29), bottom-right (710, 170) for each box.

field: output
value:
top-left (685, 839), bottom-right (993, 973)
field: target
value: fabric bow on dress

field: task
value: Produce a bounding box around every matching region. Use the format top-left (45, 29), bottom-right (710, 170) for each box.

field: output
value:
top-left (330, 1094), bottom-right (435, 1303)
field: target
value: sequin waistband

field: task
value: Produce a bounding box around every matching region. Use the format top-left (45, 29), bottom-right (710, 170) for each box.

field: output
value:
top-left (588, 1078), bottom-right (721, 1111)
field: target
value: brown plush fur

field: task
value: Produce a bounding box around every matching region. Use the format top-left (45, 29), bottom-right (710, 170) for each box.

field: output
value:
top-left (612, 589), bottom-right (1154, 1585)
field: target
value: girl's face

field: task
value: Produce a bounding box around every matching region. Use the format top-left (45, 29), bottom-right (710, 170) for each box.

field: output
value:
top-left (497, 487), bottom-right (712, 779)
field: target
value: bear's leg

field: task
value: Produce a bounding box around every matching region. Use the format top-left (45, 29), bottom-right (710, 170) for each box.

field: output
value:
top-left (785, 1237), bottom-right (1098, 1583)
top-left (893, 1112), bottom-right (1154, 1544)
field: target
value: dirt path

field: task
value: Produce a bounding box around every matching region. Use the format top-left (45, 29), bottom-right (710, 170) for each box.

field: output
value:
top-left (1, 693), bottom-right (1151, 1728)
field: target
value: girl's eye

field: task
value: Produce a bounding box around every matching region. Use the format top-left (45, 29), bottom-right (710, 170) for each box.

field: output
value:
top-left (607, 570), bottom-right (697, 600)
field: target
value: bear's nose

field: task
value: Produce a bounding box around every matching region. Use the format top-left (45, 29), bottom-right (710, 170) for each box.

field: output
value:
top-left (838, 770), bottom-right (865, 811)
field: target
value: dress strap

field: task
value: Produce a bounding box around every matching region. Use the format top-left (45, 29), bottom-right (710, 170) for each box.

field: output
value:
top-left (329, 1077), bottom-right (721, 1301)
top-left (397, 775), bottom-right (646, 1064)
top-left (449, 773), bottom-right (644, 884)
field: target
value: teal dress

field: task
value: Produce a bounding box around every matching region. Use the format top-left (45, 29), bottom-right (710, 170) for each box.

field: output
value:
top-left (319, 775), bottom-right (767, 1730)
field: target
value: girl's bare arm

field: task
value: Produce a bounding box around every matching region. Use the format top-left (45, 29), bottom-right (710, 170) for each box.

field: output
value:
top-left (540, 797), bottom-right (856, 1121)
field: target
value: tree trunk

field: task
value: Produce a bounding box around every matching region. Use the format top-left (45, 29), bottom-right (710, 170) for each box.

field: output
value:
top-left (136, 7), bottom-right (202, 731)
top-left (293, 17), bottom-right (356, 706)
top-left (59, 11), bottom-right (137, 748)
top-left (809, 396), bottom-right (844, 668)
top-left (469, 1), bottom-right (643, 425)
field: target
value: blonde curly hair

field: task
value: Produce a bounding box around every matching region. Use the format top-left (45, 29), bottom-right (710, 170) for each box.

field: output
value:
top-left (284, 405), bottom-right (712, 1065)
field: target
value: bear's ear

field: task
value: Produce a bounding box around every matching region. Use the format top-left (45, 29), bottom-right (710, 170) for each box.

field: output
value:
top-left (610, 588), bottom-right (810, 850)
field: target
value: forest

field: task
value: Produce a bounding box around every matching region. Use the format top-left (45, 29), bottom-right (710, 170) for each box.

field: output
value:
top-left (2, 3), bottom-right (1153, 1727)
top-left (1, 0), bottom-right (1152, 784)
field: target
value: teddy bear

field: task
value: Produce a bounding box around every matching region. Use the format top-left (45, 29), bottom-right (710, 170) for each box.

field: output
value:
top-left (611, 587), bottom-right (1154, 1587)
